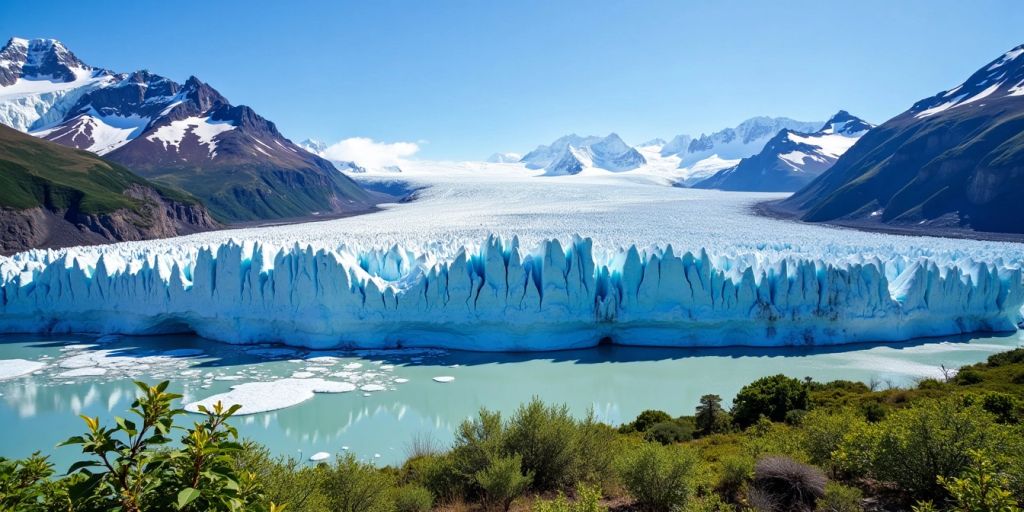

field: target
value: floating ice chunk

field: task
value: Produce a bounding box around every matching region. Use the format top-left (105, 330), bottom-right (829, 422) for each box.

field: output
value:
top-left (432, 376), bottom-right (455, 383)
top-left (360, 384), bottom-right (386, 392)
top-left (0, 359), bottom-right (45, 380)
top-left (394, 378), bottom-right (409, 384)
top-left (57, 367), bottom-right (108, 378)
top-left (214, 375), bottom-right (245, 381)
top-left (184, 378), bottom-right (357, 415)
top-left (309, 452), bottom-right (330, 462)
top-left (343, 363), bottom-right (363, 370)
top-left (291, 371), bottom-right (315, 379)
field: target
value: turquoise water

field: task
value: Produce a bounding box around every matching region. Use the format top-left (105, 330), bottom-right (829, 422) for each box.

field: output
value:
top-left (0, 331), bottom-right (1021, 469)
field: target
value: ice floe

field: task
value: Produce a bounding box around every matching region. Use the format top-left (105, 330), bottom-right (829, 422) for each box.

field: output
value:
top-left (184, 378), bottom-right (357, 415)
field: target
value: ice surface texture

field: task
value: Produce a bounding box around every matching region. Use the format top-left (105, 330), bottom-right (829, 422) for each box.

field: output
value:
top-left (1, 235), bottom-right (1021, 351)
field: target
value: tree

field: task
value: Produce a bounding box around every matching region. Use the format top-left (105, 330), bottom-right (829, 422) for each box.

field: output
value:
top-left (475, 454), bottom-right (532, 512)
top-left (694, 394), bottom-right (729, 436)
top-left (731, 374), bottom-right (809, 428)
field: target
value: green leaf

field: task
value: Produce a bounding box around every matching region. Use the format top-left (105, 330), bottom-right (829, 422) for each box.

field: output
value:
top-left (65, 460), bottom-right (100, 474)
top-left (177, 487), bottom-right (201, 509)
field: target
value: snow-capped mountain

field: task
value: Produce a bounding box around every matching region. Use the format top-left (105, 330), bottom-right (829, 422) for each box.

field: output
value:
top-left (664, 117), bottom-right (823, 167)
top-left (693, 111), bottom-right (872, 192)
top-left (522, 133), bottom-right (646, 175)
top-left (778, 44), bottom-right (1024, 236)
top-left (299, 138), bottom-right (400, 174)
top-left (0, 37), bottom-right (374, 222)
top-left (486, 152), bottom-right (522, 163)
top-left (658, 134), bottom-right (692, 157)
top-left (638, 138), bottom-right (666, 148)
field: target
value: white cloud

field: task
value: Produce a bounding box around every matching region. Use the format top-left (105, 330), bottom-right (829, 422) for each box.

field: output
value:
top-left (320, 137), bottom-right (420, 168)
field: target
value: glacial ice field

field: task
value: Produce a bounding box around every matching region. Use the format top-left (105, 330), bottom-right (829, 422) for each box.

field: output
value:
top-left (1, 160), bottom-right (1023, 350)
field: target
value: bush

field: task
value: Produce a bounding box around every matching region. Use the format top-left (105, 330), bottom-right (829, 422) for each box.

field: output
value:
top-left (732, 375), bottom-right (809, 428)
top-left (976, 391), bottom-right (1020, 423)
top-left (626, 410), bottom-right (673, 433)
top-left (319, 454), bottom-right (397, 512)
top-left (716, 454), bottom-right (754, 501)
top-left (618, 443), bottom-right (701, 512)
top-left (954, 369), bottom-right (983, 385)
top-left (750, 456), bottom-right (826, 512)
top-left (233, 442), bottom-right (327, 510)
top-left (836, 397), bottom-right (1009, 496)
top-left (939, 449), bottom-right (1020, 512)
top-left (817, 482), bottom-right (863, 512)
top-left (801, 408), bottom-right (867, 476)
top-left (402, 453), bottom-right (465, 503)
top-left (0, 453), bottom-right (72, 511)
top-left (393, 484), bottom-right (433, 512)
top-left (475, 454), bottom-right (532, 512)
top-left (645, 420), bottom-right (694, 445)
top-left (532, 484), bottom-right (605, 512)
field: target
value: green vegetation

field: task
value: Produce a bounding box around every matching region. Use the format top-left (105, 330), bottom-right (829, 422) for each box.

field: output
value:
top-left (0, 124), bottom-right (197, 216)
top-left (3, 347), bottom-right (1024, 511)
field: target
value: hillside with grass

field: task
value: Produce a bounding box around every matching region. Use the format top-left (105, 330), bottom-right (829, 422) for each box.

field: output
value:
top-left (0, 124), bottom-right (217, 254)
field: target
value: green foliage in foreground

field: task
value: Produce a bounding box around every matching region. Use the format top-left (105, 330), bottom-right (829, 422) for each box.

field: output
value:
top-left (2, 347), bottom-right (1024, 511)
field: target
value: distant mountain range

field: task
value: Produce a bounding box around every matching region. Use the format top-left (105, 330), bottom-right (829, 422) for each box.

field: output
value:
top-left (693, 111), bottom-right (872, 192)
top-left (0, 124), bottom-right (216, 254)
top-left (0, 37), bottom-right (374, 222)
top-left (773, 43), bottom-right (1024, 238)
top-left (520, 133), bottom-right (646, 175)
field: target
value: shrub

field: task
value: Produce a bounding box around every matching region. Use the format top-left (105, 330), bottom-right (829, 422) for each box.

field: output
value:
top-left (394, 484), bottom-right (433, 512)
top-left (60, 381), bottom-right (262, 512)
top-left (233, 442), bottom-right (326, 510)
top-left (1012, 372), bottom-right (1024, 385)
top-left (319, 453), bottom-right (397, 512)
top-left (939, 449), bottom-right (1020, 512)
top-left (695, 395), bottom-right (731, 436)
top-left (750, 456), bottom-right (826, 512)
top-left (743, 418), bottom-right (808, 461)
top-left (402, 453), bottom-right (465, 503)
top-left (475, 454), bottom-right (533, 512)
top-left (817, 482), bottom-right (863, 512)
top-left (837, 397), bottom-right (1008, 496)
top-left (618, 443), bottom-right (701, 512)
top-left (626, 410), bottom-right (673, 433)
top-left (976, 391), bottom-right (1020, 423)
top-left (503, 399), bottom-right (580, 491)
top-left (532, 484), bottom-right (605, 512)
top-left (986, 347), bottom-right (1024, 367)
top-left (731, 375), bottom-right (809, 428)
top-left (859, 401), bottom-right (886, 423)
top-left (954, 368), bottom-right (983, 385)
top-left (645, 420), bottom-right (693, 445)
top-left (0, 453), bottom-right (72, 511)
top-left (801, 408), bottom-right (867, 476)
top-left (716, 454), bottom-right (754, 501)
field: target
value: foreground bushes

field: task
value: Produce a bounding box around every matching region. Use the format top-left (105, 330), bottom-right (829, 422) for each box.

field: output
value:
top-left (3, 347), bottom-right (1024, 511)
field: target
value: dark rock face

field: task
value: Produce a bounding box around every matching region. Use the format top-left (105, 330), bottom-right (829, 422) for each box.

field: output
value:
top-left (0, 38), bottom-right (375, 223)
top-left (0, 37), bottom-right (89, 86)
top-left (693, 111), bottom-right (872, 192)
top-left (779, 44), bottom-right (1024, 236)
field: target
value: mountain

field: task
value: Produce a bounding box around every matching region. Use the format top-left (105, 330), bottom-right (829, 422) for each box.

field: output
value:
top-left (486, 152), bottom-right (522, 163)
top-left (0, 124), bottom-right (216, 254)
top-left (663, 117), bottom-right (824, 167)
top-left (0, 37), bottom-right (375, 222)
top-left (298, 138), bottom-right (402, 174)
top-left (521, 133), bottom-right (646, 175)
top-left (774, 44), bottom-right (1024, 238)
top-left (692, 111), bottom-right (872, 192)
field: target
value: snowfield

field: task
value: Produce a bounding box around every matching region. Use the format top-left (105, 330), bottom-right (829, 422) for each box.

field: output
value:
top-left (1, 161), bottom-right (1023, 351)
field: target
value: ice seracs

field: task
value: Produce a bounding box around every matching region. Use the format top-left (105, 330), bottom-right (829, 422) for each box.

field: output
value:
top-left (1, 236), bottom-right (1021, 352)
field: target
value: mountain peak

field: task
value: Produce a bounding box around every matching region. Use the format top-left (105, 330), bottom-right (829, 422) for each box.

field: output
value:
top-left (0, 36), bottom-right (89, 86)
top-left (819, 111), bottom-right (872, 135)
top-left (910, 42), bottom-right (1024, 119)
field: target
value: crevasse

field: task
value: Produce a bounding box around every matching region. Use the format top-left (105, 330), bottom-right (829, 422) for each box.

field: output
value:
top-left (1, 235), bottom-right (1022, 351)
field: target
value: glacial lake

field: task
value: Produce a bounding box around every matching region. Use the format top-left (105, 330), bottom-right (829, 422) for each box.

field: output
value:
top-left (1, 331), bottom-right (1021, 469)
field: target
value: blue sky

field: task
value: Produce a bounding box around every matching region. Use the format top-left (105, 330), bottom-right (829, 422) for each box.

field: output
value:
top-left (2, 0), bottom-right (1022, 160)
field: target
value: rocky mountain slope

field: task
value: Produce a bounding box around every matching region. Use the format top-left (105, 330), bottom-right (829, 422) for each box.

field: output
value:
top-left (773, 44), bottom-right (1024, 238)
top-left (693, 111), bottom-right (871, 192)
top-left (0, 37), bottom-right (374, 222)
top-left (0, 124), bottom-right (216, 254)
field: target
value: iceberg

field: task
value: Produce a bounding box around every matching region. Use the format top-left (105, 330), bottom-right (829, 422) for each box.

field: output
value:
top-left (0, 236), bottom-right (1021, 352)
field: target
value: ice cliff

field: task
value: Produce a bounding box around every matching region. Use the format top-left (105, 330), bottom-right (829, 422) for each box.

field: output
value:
top-left (1, 236), bottom-right (1022, 351)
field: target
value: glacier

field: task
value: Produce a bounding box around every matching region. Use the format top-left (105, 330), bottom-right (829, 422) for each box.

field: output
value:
top-left (1, 235), bottom-right (1021, 352)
